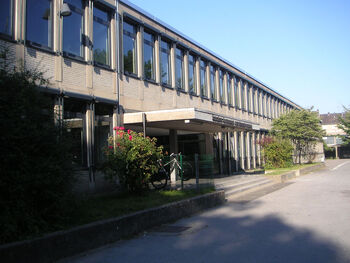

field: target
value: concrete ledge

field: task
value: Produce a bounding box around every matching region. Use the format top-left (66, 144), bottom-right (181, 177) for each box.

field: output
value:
top-left (0, 191), bottom-right (225, 263)
top-left (267, 163), bottom-right (326, 183)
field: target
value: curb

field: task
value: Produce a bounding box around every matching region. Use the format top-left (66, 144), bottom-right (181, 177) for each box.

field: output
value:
top-left (267, 163), bottom-right (326, 183)
top-left (0, 191), bottom-right (225, 263)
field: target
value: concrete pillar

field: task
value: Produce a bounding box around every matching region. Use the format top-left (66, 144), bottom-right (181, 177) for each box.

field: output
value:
top-left (218, 132), bottom-right (223, 175)
top-left (240, 131), bottom-right (245, 170)
top-left (257, 132), bottom-right (261, 167)
top-left (227, 132), bottom-right (232, 175)
top-left (252, 132), bottom-right (257, 169)
top-left (335, 146), bottom-right (339, 159)
top-left (234, 131), bottom-right (239, 172)
top-left (86, 103), bottom-right (95, 191)
top-left (246, 132), bottom-right (251, 170)
top-left (169, 129), bottom-right (178, 185)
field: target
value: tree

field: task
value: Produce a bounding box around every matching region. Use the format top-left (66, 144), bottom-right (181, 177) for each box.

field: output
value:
top-left (338, 107), bottom-right (350, 145)
top-left (0, 45), bottom-right (76, 244)
top-left (270, 109), bottom-right (325, 164)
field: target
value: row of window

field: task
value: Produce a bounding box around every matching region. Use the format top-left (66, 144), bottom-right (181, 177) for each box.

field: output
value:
top-left (0, 0), bottom-right (294, 117)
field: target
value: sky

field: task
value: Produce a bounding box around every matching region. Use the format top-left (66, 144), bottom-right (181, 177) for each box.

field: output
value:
top-left (125, 0), bottom-right (350, 114)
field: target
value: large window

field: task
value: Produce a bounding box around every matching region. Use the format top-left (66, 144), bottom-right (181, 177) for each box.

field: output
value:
top-left (262, 92), bottom-right (266, 116)
top-left (26, 0), bottom-right (53, 48)
top-left (175, 47), bottom-right (184, 89)
top-left (234, 76), bottom-right (239, 107)
top-left (0, 0), bottom-right (12, 36)
top-left (252, 87), bottom-right (256, 114)
top-left (241, 80), bottom-right (246, 110)
top-left (200, 59), bottom-right (207, 97)
top-left (160, 39), bottom-right (171, 85)
top-left (143, 31), bottom-right (155, 80)
top-left (210, 65), bottom-right (217, 100)
top-left (258, 90), bottom-right (261, 115)
top-left (188, 54), bottom-right (196, 94)
top-left (247, 85), bottom-right (251, 112)
top-left (227, 74), bottom-right (233, 105)
top-left (123, 21), bottom-right (137, 75)
top-left (219, 69), bottom-right (225, 103)
top-left (63, 0), bottom-right (84, 58)
top-left (93, 6), bottom-right (110, 66)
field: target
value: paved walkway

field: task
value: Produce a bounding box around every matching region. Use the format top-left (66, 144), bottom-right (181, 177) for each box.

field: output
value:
top-left (61, 159), bottom-right (350, 263)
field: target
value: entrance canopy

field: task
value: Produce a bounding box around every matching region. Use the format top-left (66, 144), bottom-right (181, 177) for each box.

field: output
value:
top-left (124, 108), bottom-right (260, 133)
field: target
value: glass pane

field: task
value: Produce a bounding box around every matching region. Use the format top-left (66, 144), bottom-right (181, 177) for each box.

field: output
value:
top-left (219, 70), bottom-right (224, 102)
top-left (0, 0), bottom-right (11, 35)
top-left (234, 77), bottom-right (239, 107)
top-left (143, 31), bottom-right (154, 80)
top-left (227, 75), bottom-right (232, 105)
top-left (200, 60), bottom-right (206, 97)
top-left (160, 40), bottom-right (171, 85)
top-left (188, 54), bottom-right (195, 93)
top-left (175, 48), bottom-right (183, 89)
top-left (63, 0), bottom-right (84, 57)
top-left (123, 22), bottom-right (137, 74)
top-left (241, 80), bottom-right (245, 110)
top-left (247, 86), bottom-right (251, 112)
top-left (93, 7), bottom-right (110, 65)
top-left (210, 65), bottom-right (216, 100)
top-left (26, 0), bottom-right (53, 47)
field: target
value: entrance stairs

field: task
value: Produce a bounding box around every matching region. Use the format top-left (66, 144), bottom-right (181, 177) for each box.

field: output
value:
top-left (214, 174), bottom-right (275, 199)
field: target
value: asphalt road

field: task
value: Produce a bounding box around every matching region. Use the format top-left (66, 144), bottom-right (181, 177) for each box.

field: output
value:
top-left (62, 159), bottom-right (350, 263)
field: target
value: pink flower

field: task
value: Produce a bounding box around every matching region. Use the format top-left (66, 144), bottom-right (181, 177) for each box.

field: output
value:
top-left (127, 129), bottom-right (131, 134)
top-left (129, 135), bottom-right (132, 141)
top-left (108, 146), bottom-right (113, 149)
top-left (117, 143), bottom-right (120, 147)
top-left (120, 127), bottom-right (125, 130)
top-left (113, 127), bottom-right (117, 131)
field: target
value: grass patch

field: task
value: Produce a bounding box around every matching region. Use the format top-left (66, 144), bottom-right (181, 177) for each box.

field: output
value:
top-left (265, 163), bottom-right (319, 176)
top-left (67, 187), bottom-right (215, 228)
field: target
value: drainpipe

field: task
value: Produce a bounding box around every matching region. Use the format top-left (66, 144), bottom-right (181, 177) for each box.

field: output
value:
top-left (115, 0), bottom-right (121, 127)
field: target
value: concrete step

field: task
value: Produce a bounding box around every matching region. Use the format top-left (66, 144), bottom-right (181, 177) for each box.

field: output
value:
top-left (214, 175), bottom-right (274, 198)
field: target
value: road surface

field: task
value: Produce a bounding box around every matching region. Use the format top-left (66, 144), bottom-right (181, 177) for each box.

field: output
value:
top-left (61, 159), bottom-right (350, 263)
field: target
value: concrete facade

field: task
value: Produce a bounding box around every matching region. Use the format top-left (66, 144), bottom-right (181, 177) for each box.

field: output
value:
top-left (0, 0), bottom-right (301, 192)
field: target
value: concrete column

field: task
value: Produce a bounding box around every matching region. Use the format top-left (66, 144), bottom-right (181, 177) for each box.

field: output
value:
top-left (218, 132), bottom-right (223, 175)
top-left (257, 132), bottom-right (261, 167)
top-left (184, 50), bottom-right (189, 92)
top-left (252, 132), bottom-right (257, 169)
top-left (137, 26), bottom-right (143, 79)
top-left (169, 129), bottom-right (178, 185)
top-left (155, 35), bottom-right (161, 84)
top-left (234, 131), bottom-right (239, 172)
top-left (335, 146), bottom-right (339, 159)
top-left (195, 57), bottom-right (200, 95)
top-left (86, 103), bottom-right (95, 191)
top-left (240, 131), bottom-right (245, 170)
top-left (246, 132), bottom-right (251, 170)
top-left (227, 132), bottom-right (232, 175)
top-left (171, 43), bottom-right (176, 88)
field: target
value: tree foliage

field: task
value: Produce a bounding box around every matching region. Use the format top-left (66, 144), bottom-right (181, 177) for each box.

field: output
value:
top-left (270, 109), bottom-right (324, 164)
top-left (0, 46), bottom-right (76, 244)
top-left (102, 127), bottom-right (164, 193)
top-left (258, 137), bottom-right (293, 169)
top-left (338, 107), bottom-right (350, 145)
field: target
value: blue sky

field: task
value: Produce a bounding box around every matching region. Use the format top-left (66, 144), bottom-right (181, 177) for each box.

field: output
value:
top-left (126, 0), bottom-right (350, 114)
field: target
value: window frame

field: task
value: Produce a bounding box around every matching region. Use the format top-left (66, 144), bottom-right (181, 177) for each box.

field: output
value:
top-left (234, 76), bottom-right (240, 108)
top-left (175, 46), bottom-right (185, 90)
top-left (122, 19), bottom-right (138, 76)
top-left (227, 73), bottom-right (233, 106)
top-left (219, 69), bottom-right (225, 103)
top-left (210, 64), bottom-right (217, 101)
top-left (143, 29), bottom-right (156, 81)
top-left (200, 58), bottom-right (208, 98)
top-left (160, 38), bottom-right (172, 86)
top-left (92, 3), bottom-right (112, 68)
top-left (188, 53), bottom-right (196, 94)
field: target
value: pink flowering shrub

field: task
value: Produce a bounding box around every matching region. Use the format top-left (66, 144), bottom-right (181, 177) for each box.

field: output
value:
top-left (102, 127), bottom-right (163, 193)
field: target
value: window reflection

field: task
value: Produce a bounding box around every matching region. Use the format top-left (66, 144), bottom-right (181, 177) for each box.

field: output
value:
top-left (234, 77), bottom-right (239, 107)
top-left (93, 6), bottom-right (110, 66)
top-left (0, 0), bottom-right (12, 36)
top-left (63, 0), bottom-right (84, 57)
top-left (210, 65), bottom-right (216, 100)
top-left (26, 0), bottom-right (53, 48)
top-left (241, 80), bottom-right (245, 110)
top-left (143, 31), bottom-right (155, 80)
top-left (175, 48), bottom-right (184, 89)
top-left (219, 69), bottom-right (224, 102)
top-left (160, 40), bottom-right (171, 85)
top-left (200, 59), bottom-right (207, 97)
top-left (188, 54), bottom-right (196, 93)
top-left (123, 21), bottom-right (137, 74)
top-left (227, 74), bottom-right (233, 105)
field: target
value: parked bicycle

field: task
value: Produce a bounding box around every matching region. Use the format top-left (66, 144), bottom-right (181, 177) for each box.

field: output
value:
top-left (150, 153), bottom-right (193, 189)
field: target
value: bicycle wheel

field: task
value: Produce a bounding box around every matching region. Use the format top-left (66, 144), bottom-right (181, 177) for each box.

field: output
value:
top-left (151, 168), bottom-right (168, 189)
top-left (181, 161), bottom-right (193, 181)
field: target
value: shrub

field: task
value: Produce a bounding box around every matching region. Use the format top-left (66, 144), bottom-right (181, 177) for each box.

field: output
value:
top-left (0, 52), bottom-right (75, 244)
top-left (102, 127), bottom-right (163, 193)
top-left (258, 137), bottom-right (293, 169)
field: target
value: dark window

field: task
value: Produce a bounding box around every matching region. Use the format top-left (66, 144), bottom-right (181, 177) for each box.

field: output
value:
top-left (247, 85), bottom-right (251, 112)
top-left (123, 21), bottom-right (137, 74)
top-left (26, 0), bottom-right (53, 48)
top-left (143, 31), bottom-right (155, 80)
top-left (234, 76), bottom-right (239, 107)
top-left (227, 74), bottom-right (233, 105)
top-left (241, 80), bottom-right (246, 110)
top-left (210, 65), bottom-right (217, 100)
top-left (175, 47), bottom-right (184, 89)
top-left (160, 39), bottom-right (171, 85)
top-left (219, 69), bottom-right (224, 103)
top-left (188, 54), bottom-right (196, 93)
top-left (93, 6), bottom-right (110, 66)
top-left (200, 59), bottom-right (207, 97)
top-left (0, 0), bottom-right (12, 36)
top-left (63, 0), bottom-right (84, 57)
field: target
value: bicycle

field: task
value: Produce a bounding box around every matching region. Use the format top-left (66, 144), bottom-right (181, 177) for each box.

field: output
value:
top-left (150, 153), bottom-right (193, 189)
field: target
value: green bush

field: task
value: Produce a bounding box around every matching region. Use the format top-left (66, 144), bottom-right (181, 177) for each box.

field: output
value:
top-left (102, 127), bottom-right (163, 193)
top-left (260, 137), bottom-right (293, 169)
top-left (0, 54), bottom-right (75, 244)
